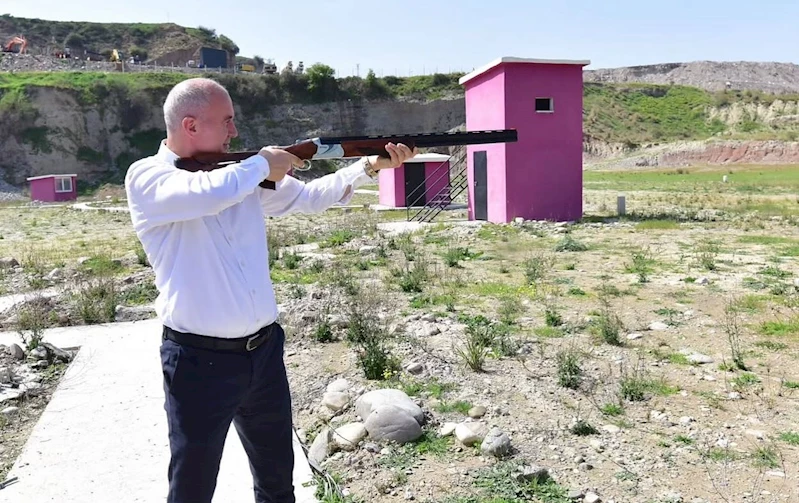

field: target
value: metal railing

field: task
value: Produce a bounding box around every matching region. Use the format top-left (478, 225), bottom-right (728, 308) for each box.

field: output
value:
top-left (405, 146), bottom-right (468, 222)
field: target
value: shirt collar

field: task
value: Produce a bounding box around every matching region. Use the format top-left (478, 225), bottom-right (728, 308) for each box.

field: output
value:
top-left (156, 140), bottom-right (180, 165)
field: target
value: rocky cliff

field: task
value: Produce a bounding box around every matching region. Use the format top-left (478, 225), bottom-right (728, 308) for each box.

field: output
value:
top-left (0, 83), bottom-right (465, 188)
top-left (584, 61), bottom-right (799, 94)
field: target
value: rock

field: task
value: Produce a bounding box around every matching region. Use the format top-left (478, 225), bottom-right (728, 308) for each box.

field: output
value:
top-left (584, 493), bottom-right (601, 503)
top-left (363, 404), bottom-right (423, 443)
top-left (661, 491), bottom-right (684, 502)
top-left (355, 389), bottom-right (424, 424)
top-left (455, 422), bottom-right (487, 446)
top-left (745, 429), bottom-right (766, 439)
top-left (1, 406), bottom-right (19, 417)
top-left (29, 346), bottom-right (48, 361)
top-left (589, 439), bottom-right (604, 452)
top-left (679, 416), bottom-right (694, 425)
top-left (687, 353), bottom-right (713, 364)
top-left (648, 321), bottom-right (669, 331)
top-left (332, 422), bottom-right (367, 451)
top-left (7, 343), bottom-right (24, 360)
top-left (468, 405), bottom-right (487, 418)
top-left (0, 367), bottom-right (11, 384)
top-left (439, 422), bottom-right (457, 436)
top-left (602, 424), bottom-right (620, 434)
top-left (322, 391), bottom-right (350, 412)
top-left (405, 361), bottom-right (424, 375)
top-left (514, 464), bottom-right (549, 483)
top-left (416, 324), bottom-right (441, 337)
top-left (568, 490), bottom-right (585, 501)
top-left (308, 427), bottom-right (332, 465)
top-left (627, 333), bottom-right (643, 340)
top-left (40, 343), bottom-right (72, 363)
top-left (358, 245), bottom-right (377, 255)
top-left (0, 257), bottom-right (19, 269)
top-left (45, 268), bottom-right (62, 281)
top-left (326, 378), bottom-right (350, 393)
top-left (579, 462), bottom-right (593, 471)
top-left (480, 427), bottom-right (511, 457)
top-left (114, 304), bottom-right (156, 322)
top-left (363, 442), bottom-right (381, 453)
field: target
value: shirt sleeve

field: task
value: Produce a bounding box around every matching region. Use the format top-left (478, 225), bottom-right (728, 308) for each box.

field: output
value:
top-left (125, 154), bottom-right (271, 232)
top-left (258, 160), bottom-right (375, 216)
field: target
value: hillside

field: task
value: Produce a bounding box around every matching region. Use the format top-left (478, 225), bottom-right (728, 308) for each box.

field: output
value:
top-left (0, 14), bottom-right (238, 63)
top-left (584, 61), bottom-right (799, 94)
top-left (0, 67), bottom-right (798, 191)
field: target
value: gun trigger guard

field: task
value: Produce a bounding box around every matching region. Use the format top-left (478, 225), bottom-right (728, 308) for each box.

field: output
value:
top-left (295, 160), bottom-right (312, 171)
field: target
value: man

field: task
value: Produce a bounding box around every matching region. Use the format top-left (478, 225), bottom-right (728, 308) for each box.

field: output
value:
top-left (125, 77), bottom-right (416, 503)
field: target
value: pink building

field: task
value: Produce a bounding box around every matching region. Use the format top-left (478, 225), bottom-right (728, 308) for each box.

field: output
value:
top-left (459, 57), bottom-right (590, 223)
top-left (378, 153), bottom-right (451, 207)
top-left (27, 174), bottom-right (78, 202)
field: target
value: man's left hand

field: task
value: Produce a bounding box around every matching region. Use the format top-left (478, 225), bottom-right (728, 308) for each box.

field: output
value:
top-left (369, 143), bottom-right (418, 171)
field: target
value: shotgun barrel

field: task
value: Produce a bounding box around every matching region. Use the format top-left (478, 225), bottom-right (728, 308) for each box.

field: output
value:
top-left (174, 129), bottom-right (518, 190)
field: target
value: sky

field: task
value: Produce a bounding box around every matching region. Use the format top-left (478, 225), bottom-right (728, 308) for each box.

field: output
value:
top-left (2, 0), bottom-right (797, 77)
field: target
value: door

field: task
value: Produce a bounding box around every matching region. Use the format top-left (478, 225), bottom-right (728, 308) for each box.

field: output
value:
top-left (405, 163), bottom-right (426, 207)
top-left (473, 151), bottom-right (488, 220)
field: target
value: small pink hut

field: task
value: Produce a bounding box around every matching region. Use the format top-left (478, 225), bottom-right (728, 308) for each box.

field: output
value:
top-left (27, 174), bottom-right (78, 202)
top-left (378, 153), bottom-right (451, 207)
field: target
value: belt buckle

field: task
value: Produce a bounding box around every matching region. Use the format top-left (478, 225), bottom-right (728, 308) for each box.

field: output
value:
top-left (245, 334), bottom-right (260, 351)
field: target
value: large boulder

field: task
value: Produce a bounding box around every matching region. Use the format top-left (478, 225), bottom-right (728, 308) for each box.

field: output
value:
top-left (363, 404), bottom-right (423, 443)
top-left (355, 389), bottom-right (424, 424)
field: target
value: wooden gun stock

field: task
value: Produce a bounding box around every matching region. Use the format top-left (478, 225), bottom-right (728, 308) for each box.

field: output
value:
top-left (174, 129), bottom-right (518, 190)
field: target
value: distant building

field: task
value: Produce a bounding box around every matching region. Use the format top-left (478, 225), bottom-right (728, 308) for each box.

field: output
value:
top-left (199, 47), bottom-right (227, 68)
top-left (27, 174), bottom-right (77, 202)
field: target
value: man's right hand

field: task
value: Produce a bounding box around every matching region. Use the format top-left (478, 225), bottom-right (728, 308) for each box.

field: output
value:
top-left (258, 147), bottom-right (304, 183)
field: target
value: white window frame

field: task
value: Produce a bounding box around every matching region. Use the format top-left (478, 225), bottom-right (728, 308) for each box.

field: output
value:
top-left (535, 97), bottom-right (554, 113)
top-left (54, 176), bottom-right (73, 193)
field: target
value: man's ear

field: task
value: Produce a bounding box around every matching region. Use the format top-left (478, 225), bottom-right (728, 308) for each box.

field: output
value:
top-left (182, 116), bottom-right (198, 137)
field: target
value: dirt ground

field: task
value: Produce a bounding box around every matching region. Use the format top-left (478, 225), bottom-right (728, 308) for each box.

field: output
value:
top-left (1, 167), bottom-right (799, 502)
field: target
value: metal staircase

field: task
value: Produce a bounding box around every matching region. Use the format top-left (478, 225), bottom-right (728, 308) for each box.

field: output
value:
top-left (406, 146), bottom-right (467, 223)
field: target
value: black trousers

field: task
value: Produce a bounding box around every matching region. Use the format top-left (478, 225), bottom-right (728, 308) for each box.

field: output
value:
top-left (159, 324), bottom-right (295, 503)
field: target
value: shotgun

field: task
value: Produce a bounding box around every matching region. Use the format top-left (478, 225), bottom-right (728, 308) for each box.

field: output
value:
top-left (174, 129), bottom-right (518, 190)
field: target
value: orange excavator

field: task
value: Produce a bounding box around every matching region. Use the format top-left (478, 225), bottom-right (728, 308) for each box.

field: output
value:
top-left (2, 35), bottom-right (28, 54)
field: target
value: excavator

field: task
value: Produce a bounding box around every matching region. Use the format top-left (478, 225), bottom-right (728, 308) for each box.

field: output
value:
top-left (2, 35), bottom-right (27, 54)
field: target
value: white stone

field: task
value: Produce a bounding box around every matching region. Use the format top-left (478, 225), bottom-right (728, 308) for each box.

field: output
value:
top-left (326, 378), bottom-right (350, 393)
top-left (584, 492), bottom-right (602, 503)
top-left (355, 389), bottom-right (424, 424)
top-left (321, 391), bottom-right (350, 412)
top-left (455, 422), bottom-right (487, 446)
top-left (439, 422), bottom-right (457, 437)
top-left (332, 422), bottom-right (367, 451)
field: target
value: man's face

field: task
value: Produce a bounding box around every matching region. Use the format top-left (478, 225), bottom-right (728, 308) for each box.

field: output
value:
top-left (190, 90), bottom-right (238, 153)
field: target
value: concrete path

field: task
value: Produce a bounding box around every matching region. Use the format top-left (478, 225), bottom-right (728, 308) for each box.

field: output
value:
top-left (1, 319), bottom-right (319, 502)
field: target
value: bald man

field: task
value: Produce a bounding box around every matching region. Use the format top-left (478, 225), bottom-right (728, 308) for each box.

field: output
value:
top-left (125, 77), bottom-right (415, 503)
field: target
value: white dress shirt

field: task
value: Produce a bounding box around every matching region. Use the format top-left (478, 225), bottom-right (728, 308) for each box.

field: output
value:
top-left (125, 140), bottom-right (374, 339)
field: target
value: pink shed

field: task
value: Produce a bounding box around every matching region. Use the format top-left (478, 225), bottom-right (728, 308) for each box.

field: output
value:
top-left (459, 57), bottom-right (590, 223)
top-left (27, 174), bottom-right (78, 202)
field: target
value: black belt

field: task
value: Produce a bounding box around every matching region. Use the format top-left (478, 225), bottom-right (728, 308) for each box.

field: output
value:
top-left (162, 323), bottom-right (276, 352)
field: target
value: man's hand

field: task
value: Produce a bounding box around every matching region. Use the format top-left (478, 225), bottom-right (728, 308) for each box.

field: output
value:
top-left (368, 143), bottom-right (418, 171)
top-left (258, 147), bottom-right (304, 182)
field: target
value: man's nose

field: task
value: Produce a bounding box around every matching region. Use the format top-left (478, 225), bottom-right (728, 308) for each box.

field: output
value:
top-left (228, 121), bottom-right (238, 137)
